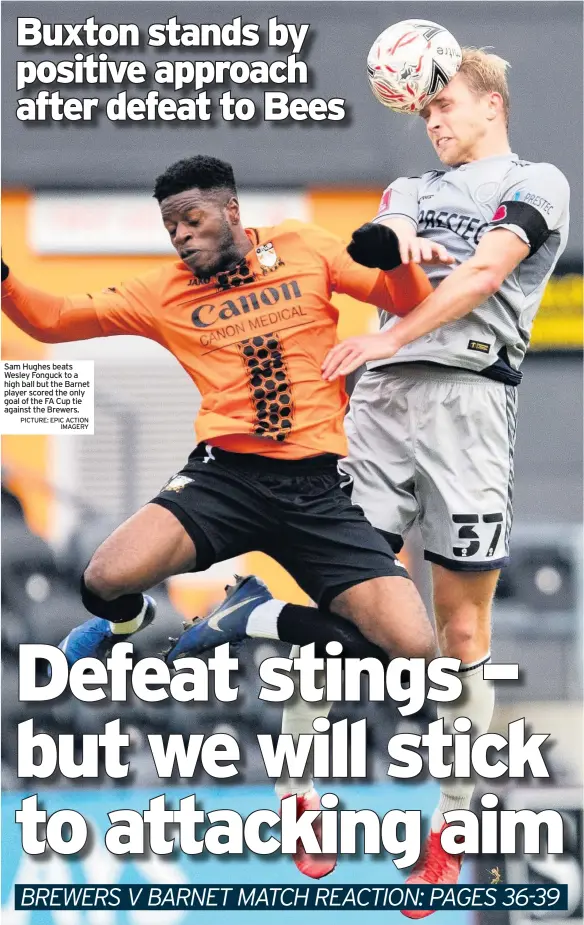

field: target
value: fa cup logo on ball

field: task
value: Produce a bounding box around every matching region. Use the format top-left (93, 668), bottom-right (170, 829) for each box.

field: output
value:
top-left (367, 20), bottom-right (462, 114)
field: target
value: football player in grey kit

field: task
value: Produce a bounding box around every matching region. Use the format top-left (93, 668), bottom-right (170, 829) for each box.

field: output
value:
top-left (319, 47), bottom-right (570, 907)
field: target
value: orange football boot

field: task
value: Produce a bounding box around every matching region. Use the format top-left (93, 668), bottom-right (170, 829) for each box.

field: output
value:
top-left (282, 790), bottom-right (337, 879)
top-left (402, 824), bottom-right (463, 919)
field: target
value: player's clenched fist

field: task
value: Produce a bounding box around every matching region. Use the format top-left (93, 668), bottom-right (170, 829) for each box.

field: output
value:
top-left (348, 222), bottom-right (455, 270)
top-left (347, 222), bottom-right (403, 270)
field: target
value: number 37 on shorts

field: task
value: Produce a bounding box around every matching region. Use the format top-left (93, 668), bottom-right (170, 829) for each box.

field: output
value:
top-left (451, 512), bottom-right (504, 560)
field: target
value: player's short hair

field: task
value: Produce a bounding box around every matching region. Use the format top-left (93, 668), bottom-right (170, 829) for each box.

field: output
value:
top-left (153, 155), bottom-right (237, 203)
top-left (459, 47), bottom-right (511, 127)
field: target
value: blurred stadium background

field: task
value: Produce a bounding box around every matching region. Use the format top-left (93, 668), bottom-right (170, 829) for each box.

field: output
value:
top-left (1, 2), bottom-right (582, 923)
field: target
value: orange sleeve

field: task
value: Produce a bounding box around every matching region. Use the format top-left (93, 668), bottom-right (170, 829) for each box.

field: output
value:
top-left (300, 223), bottom-right (433, 317)
top-left (338, 257), bottom-right (434, 317)
top-left (1, 271), bottom-right (164, 345)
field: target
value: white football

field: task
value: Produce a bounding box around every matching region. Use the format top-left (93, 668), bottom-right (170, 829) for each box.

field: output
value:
top-left (367, 20), bottom-right (462, 114)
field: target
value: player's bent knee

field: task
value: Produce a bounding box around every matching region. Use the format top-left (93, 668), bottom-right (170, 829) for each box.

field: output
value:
top-left (83, 556), bottom-right (130, 602)
top-left (437, 612), bottom-right (478, 653)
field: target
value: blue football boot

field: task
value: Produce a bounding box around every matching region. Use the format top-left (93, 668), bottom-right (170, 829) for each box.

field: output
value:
top-left (58, 595), bottom-right (157, 666)
top-left (165, 575), bottom-right (272, 663)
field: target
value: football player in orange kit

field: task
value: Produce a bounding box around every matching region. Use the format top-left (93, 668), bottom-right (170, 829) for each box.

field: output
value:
top-left (2, 155), bottom-right (450, 878)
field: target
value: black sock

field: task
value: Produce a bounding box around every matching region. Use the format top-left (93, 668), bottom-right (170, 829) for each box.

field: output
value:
top-left (277, 603), bottom-right (389, 665)
top-left (80, 575), bottom-right (144, 623)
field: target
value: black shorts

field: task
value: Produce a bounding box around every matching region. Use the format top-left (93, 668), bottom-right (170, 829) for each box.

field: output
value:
top-left (150, 443), bottom-right (408, 610)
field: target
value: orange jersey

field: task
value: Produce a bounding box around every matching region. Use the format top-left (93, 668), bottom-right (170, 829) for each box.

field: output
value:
top-left (2, 220), bottom-right (431, 458)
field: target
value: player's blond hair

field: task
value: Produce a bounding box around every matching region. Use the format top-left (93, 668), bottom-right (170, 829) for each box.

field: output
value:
top-left (459, 47), bottom-right (511, 127)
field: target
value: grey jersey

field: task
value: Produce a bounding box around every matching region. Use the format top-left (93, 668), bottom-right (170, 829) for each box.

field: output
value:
top-left (372, 153), bottom-right (570, 383)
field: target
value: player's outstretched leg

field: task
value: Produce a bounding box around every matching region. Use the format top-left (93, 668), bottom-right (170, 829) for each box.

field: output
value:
top-left (280, 573), bottom-right (435, 882)
top-left (271, 575), bottom-right (436, 880)
top-left (165, 575), bottom-right (391, 664)
top-left (275, 647), bottom-right (336, 879)
top-left (59, 503), bottom-right (197, 665)
top-left (401, 567), bottom-right (498, 918)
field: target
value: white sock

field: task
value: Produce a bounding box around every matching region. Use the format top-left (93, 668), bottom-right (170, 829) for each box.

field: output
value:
top-left (431, 654), bottom-right (494, 832)
top-left (247, 599), bottom-right (286, 639)
top-left (109, 596), bottom-right (148, 636)
top-left (275, 645), bottom-right (334, 798)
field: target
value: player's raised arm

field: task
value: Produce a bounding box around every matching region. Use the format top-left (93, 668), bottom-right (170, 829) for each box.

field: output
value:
top-left (342, 222), bottom-right (452, 313)
top-left (322, 162), bottom-right (570, 381)
top-left (1, 256), bottom-right (164, 344)
top-left (387, 162), bottom-right (570, 347)
top-left (301, 221), bottom-right (435, 317)
top-left (322, 228), bottom-right (528, 380)
top-left (343, 223), bottom-right (433, 314)
top-left (382, 228), bottom-right (530, 347)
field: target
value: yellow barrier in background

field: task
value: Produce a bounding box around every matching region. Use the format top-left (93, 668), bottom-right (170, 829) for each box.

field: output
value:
top-left (530, 271), bottom-right (583, 349)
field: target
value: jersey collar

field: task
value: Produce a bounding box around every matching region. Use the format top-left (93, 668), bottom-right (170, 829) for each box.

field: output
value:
top-left (453, 153), bottom-right (518, 171)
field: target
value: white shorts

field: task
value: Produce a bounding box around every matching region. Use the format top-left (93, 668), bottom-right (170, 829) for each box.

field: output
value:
top-left (341, 364), bottom-right (518, 571)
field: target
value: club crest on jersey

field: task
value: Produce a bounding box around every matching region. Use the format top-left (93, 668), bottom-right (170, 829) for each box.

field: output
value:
top-left (162, 475), bottom-right (193, 493)
top-left (476, 181), bottom-right (501, 205)
top-left (492, 205), bottom-right (507, 222)
top-left (256, 242), bottom-right (279, 269)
